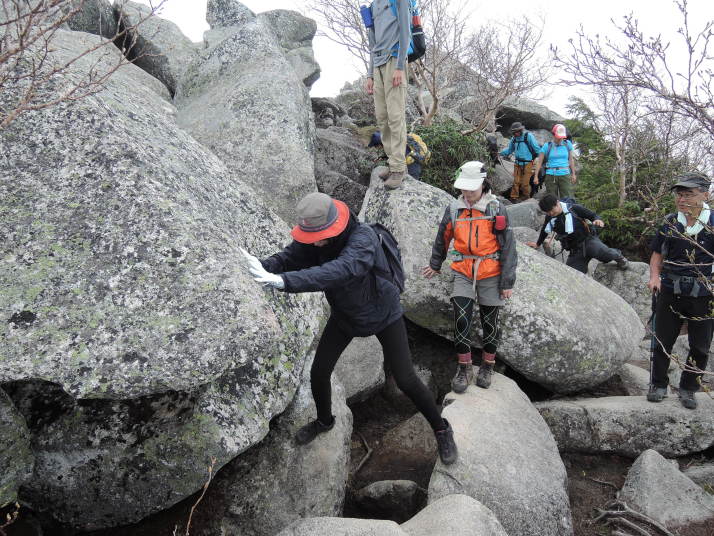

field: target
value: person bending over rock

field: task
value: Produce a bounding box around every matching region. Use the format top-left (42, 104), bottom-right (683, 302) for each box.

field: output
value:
top-left (422, 161), bottom-right (517, 392)
top-left (241, 192), bottom-right (458, 465)
top-left (526, 194), bottom-right (628, 274)
top-left (647, 172), bottom-right (714, 410)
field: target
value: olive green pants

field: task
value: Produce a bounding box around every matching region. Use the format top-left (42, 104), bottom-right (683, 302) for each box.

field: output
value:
top-left (544, 173), bottom-right (574, 199)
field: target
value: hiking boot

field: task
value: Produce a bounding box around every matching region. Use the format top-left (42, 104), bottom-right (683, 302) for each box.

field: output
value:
top-left (384, 171), bottom-right (406, 190)
top-left (616, 257), bottom-right (629, 270)
top-left (476, 361), bottom-right (494, 389)
top-left (434, 419), bottom-right (458, 465)
top-left (378, 168), bottom-right (390, 180)
top-left (679, 389), bottom-right (698, 409)
top-left (295, 417), bottom-right (335, 445)
top-left (450, 363), bottom-right (473, 393)
top-left (646, 385), bottom-right (668, 402)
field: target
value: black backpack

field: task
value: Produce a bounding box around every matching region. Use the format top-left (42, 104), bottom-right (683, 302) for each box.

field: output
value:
top-left (368, 223), bottom-right (406, 293)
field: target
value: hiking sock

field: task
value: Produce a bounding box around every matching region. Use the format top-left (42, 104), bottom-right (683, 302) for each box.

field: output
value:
top-left (457, 352), bottom-right (472, 364)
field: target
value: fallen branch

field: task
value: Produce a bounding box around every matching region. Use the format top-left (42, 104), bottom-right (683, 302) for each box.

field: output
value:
top-left (585, 476), bottom-right (619, 490)
top-left (352, 430), bottom-right (373, 477)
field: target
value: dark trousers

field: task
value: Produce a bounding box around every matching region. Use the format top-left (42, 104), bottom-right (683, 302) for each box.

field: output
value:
top-left (651, 290), bottom-right (713, 391)
top-left (566, 236), bottom-right (622, 274)
top-left (311, 315), bottom-right (444, 430)
top-left (452, 297), bottom-right (501, 355)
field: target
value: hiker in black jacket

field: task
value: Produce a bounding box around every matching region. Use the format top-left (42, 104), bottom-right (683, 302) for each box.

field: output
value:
top-left (241, 192), bottom-right (458, 464)
top-left (647, 172), bottom-right (714, 410)
top-left (526, 194), bottom-right (628, 274)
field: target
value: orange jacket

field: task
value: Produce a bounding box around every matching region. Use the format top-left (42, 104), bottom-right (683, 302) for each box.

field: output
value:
top-left (430, 197), bottom-right (501, 281)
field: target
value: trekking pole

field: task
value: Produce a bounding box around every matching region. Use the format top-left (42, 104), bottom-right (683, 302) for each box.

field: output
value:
top-left (648, 290), bottom-right (658, 385)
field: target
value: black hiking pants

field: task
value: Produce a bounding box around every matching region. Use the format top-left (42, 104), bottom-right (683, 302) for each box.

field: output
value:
top-left (566, 235), bottom-right (622, 274)
top-left (311, 315), bottom-right (445, 431)
top-left (651, 290), bottom-right (713, 392)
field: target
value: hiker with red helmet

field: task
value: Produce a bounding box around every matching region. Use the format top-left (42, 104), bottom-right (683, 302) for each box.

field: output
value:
top-left (422, 162), bottom-right (517, 393)
top-left (241, 192), bottom-right (458, 464)
top-left (533, 124), bottom-right (577, 199)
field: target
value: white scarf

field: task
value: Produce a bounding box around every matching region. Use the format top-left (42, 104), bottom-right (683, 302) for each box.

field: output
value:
top-left (677, 202), bottom-right (710, 236)
top-left (544, 202), bottom-right (574, 234)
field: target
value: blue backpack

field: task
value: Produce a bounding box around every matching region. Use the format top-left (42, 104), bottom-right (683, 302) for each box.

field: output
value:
top-left (388, 0), bottom-right (426, 62)
top-left (369, 223), bottom-right (406, 293)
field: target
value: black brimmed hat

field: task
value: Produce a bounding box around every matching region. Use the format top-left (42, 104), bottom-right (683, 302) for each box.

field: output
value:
top-left (670, 172), bottom-right (711, 191)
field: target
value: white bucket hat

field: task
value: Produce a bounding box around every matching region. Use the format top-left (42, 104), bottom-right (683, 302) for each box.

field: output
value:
top-left (454, 161), bottom-right (487, 190)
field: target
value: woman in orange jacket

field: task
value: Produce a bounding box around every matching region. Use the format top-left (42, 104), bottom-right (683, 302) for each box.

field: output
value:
top-left (422, 161), bottom-right (517, 392)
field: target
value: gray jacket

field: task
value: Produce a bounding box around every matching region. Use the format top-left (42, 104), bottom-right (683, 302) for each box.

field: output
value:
top-left (367, 0), bottom-right (411, 76)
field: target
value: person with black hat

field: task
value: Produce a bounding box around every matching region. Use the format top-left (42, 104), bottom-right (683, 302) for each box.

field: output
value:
top-left (241, 192), bottom-right (458, 464)
top-left (499, 121), bottom-right (541, 202)
top-left (647, 172), bottom-right (714, 410)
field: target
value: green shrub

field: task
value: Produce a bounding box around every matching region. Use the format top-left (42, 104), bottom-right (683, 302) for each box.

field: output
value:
top-left (414, 120), bottom-right (489, 194)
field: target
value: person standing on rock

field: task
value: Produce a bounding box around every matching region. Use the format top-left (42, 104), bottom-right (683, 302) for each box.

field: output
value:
top-left (241, 192), bottom-right (458, 464)
top-left (499, 121), bottom-right (541, 203)
top-left (533, 124), bottom-right (576, 199)
top-left (646, 172), bottom-right (714, 410)
top-left (364, 0), bottom-right (411, 190)
top-left (525, 194), bottom-right (628, 274)
top-left (422, 161), bottom-right (517, 392)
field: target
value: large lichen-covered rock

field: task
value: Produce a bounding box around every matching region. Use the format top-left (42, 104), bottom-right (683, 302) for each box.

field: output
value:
top-left (258, 10), bottom-right (320, 88)
top-left (175, 0), bottom-right (317, 223)
top-left (198, 359), bottom-right (352, 536)
top-left (114, 1), bottom-right (200, 96)
top-left (360, 171), bottom-right (643, 393)
top-left (536, 395), bottom-right (714, 457)
top-left (428, 375), bottom-right (573, 536)
top-left (0, 29), bottom-right (323, 529)
top-left (0, 389), bottom-right (33, 507)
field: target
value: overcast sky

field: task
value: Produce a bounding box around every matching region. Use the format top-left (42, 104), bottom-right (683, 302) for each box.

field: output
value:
top-left (137, 0), bottom-right (712, 117)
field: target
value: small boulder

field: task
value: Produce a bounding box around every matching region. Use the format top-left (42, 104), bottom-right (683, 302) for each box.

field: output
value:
top-left (619, 449), bottom-right (714, 527)
top-left (505, 199), bottom-right (544, 231)
top-left (315, 171), bottom-right (368, 214)
top-left (115, 1), bottom-right (200, 96)
top-left (593, 261), bottom-right (651, 326)
top-left (65, 0), bottom-right (116, 39)
top-left (378, 413), bottom-right (437, 471)
top-left (354, 480), bottom-right (421, 523)
top-left (683, 462), bottom-right (714, 492)
top-left (616, 363), bottom-right (651, 396)
top-left (490, 160), bottom-right (514, 196)
top-left (511, 226), bottom-right (539, 244)
top-left (258, 10), bottom-right (320, 88)
top-left (428, 375), bottom-right (573, 536)
top-left (536, 395), bottom-right (714, 457)
top-left (334, 336), bottom-right (385, 404)
top-left (401, 494), bottom-right (509, 536)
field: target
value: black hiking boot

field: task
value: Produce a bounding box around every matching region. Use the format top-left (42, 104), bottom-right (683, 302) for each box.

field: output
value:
top-left (295, 417), bottom-right (335, 445)
top-left (616, 257), bottom-right (629, 270)
top-left (450, 363), bottom-right (473, 393)
top-left (435, 419), bottom-right (458, 465)
top-left (679, 389), bottom-right (698, 409)
top-left (646, 385), bottom-right (668, 402)
top-left (476, 361), bottom-right (494, 389)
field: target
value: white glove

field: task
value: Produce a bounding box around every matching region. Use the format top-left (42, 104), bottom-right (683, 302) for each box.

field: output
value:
top-left (240, 247), bottom-right (285, 289)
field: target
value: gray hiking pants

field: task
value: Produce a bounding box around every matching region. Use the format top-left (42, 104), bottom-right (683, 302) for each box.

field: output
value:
top-left (566, 236), bottom-right (622, 274)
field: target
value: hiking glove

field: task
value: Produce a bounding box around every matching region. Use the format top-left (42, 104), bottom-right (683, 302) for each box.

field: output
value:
top-left (240, 247), bottom-right (285, 289)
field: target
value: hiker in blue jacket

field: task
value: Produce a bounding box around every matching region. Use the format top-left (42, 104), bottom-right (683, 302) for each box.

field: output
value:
top-left (647, 172), bottom-right (714, 410)
top-left (533, 124), bottom-right (577, 199)
top-left (241, 192), bottom-right (458, 464)
top-left (500, 121), bottom-right (541, 202)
